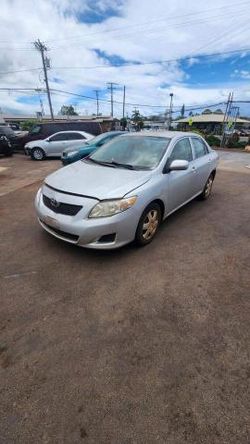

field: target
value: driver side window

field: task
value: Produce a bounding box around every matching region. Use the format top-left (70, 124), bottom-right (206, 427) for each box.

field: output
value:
top-left (169, 138), bottom-right (193, 162)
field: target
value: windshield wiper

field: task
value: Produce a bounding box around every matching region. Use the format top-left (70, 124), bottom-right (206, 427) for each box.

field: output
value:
top-left (84, 157), bottom-right (116, 167)
top-left (107, 160), bottom-right (135, 170)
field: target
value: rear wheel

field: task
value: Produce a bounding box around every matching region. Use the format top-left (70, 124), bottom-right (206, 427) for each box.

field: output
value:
top-left (200, 174), bottom-right (214, 200)
top-left (31, 147), bottom-right (45, 161)
top-left (135, 202), bottom-right (162, 246)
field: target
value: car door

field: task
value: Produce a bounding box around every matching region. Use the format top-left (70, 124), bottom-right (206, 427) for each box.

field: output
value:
top-left (166, 137), bottom-right (195, 213)
top-left (190, 137), bottom-right (211, 194)
top-left (48, 132), bottom-right (72, 156)
top-left (64, 132), bottom-right (88, 149)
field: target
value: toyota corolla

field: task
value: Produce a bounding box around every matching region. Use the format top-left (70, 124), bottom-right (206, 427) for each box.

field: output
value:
top-left (35, 132), bottom-right (219, 249)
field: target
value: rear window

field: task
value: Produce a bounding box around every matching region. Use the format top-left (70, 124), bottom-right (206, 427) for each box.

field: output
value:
top-left (191, 138), bottom-right (209, 158)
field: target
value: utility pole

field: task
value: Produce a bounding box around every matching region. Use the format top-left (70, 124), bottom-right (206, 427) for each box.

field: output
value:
top-left (107, 82), bottom-right (119, 117)
top-left (34, 39), bottom-right (54, 120)
top-left (221, 92), bottom-right (233, 147)
top-left (122, 85), bottom-right (126, 120)
top-left (168, 93), bottom-right (174, 130)
top-left (94, 90), bottom-right (99, 116)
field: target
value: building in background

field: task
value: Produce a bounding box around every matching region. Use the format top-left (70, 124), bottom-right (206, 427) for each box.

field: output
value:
top-left (176, 113), bottom-right (250, 134)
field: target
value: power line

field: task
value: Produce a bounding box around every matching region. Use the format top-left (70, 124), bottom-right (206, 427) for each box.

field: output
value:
top-left (1, 47), bottom-right (250, 77)
top-left (0, 0), bottom-right (247, 48)
top-left (45, 1), bottom-right (249, 44)
top-left (0, 87), bottom-right (245, 112)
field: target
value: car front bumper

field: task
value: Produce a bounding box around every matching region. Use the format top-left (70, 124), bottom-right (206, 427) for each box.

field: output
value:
top-left (35, 187), bottom-right (140, 250)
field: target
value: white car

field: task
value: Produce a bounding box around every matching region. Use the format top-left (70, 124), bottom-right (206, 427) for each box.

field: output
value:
top-left (25, 130), bottom-right (94, 160)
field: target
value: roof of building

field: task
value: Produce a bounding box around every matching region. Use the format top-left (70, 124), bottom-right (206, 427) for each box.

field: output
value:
top-left (176, 113), bottom-right (250, 124)
top-left (1, 114), bottom-right (115, 122)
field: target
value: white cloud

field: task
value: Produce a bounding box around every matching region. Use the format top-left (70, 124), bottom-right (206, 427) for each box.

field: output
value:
top-left (0, 0), bottom-right (250, 116)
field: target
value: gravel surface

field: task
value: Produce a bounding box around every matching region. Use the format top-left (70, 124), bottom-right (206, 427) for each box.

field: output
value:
top-left (0, 156), bottom-right (249, 443)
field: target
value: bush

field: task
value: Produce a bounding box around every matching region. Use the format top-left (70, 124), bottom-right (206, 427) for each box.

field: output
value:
top-left (190, 128), bottom-right (205, 137)
top-left (205, 135), bottom-right (221, 147)
top-left (227, 132), bottom-right (239, 147)
top-left (20, 120), bottom-right (36, 131)
top-left (227, 141), bottom-right (246, 149)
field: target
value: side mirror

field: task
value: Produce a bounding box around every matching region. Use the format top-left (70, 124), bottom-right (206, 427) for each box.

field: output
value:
top-left (169, 159), bottom-right (189, 171)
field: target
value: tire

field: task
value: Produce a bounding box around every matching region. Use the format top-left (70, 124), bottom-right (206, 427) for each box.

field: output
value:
top-left (31, 147), bottom-right (45, 161)
top-left (135, 202), bottom-right (162, 246)
top-left (200, 173), bottom-right (214, 200)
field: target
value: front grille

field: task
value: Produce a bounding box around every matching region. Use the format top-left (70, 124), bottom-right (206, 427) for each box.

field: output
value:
top-left (43, 194), bottom-right (82, 216)
top-left (42, 221), bottom-right (79, 242)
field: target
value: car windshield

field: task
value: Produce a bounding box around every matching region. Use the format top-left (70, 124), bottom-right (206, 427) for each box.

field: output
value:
top-left (29, 125), bottom-right (41, 134)
top-left (87, 135), bottom-right (170, 170)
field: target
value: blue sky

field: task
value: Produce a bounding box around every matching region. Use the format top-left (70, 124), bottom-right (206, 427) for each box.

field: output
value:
top-left (1, 0), bottom-right (250, 116)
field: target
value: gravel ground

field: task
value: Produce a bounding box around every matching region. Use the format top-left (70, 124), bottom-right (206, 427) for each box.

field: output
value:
top-left (0, 155), bottom-right (249, 443)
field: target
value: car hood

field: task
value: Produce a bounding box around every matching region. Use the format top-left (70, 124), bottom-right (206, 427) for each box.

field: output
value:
top-left (45, 160), bottom-right (152, 200)
top-left (25, 139), bottom-right (44, 147)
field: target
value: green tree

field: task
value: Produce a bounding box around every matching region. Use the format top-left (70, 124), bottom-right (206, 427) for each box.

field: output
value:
top-left (59, 105), bottom-right (78, 116)
top-left (131, 109), bottom-right (144, 131)
top-left (21, 119), bottom-right (36, 131)
top-left (202, 108), bottom-right (212, 114)
top-left (181, 104), bottom-right (185, 118)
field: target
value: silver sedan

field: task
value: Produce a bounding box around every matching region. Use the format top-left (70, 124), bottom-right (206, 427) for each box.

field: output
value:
top-left (35, 131), bottom-right (219, 249)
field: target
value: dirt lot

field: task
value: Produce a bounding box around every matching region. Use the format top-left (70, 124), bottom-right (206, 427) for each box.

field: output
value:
top-left (0, 154), bottom-right (250, 443)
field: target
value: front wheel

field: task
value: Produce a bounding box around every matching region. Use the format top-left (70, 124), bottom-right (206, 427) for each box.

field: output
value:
top-left (31, 147), bottom-right (45, 161)
top-left (135, 202), bottom-right (162, 246)
top-left (200, 174), bottom-right (214, 200)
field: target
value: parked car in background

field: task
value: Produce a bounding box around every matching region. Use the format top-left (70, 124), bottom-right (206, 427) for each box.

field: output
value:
top-left (0, 126), bottom-right (18, 151)
top-left (25, 131), bottom-right (94, 160)
top-left (35, 131), bottom-right (219, 250)
top-left (0, 135), bottom-right (13, 157)
top-left (61, 131), bottom-right (125, 165)
top-left (16, 121), bottom-right (102, 150)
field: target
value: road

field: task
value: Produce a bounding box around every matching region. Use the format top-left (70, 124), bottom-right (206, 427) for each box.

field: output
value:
top-left (0, 152), bottom-right (250, 443)
top-left (218, 149), bottom-right (250, 174)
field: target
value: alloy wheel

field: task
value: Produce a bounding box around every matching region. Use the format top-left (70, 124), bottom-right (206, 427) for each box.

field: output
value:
top-left (142, 209), bottom-right (159, 240)
top-left (204, 176), bottom-right (213, 198)
top-left (32, 148), bottom-right (44, 160)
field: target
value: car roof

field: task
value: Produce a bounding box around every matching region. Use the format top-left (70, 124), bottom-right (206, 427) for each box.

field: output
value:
top-left (124, 131), bottom-right (202, 139)
top-left (51, 130), bottom-right (92, 136)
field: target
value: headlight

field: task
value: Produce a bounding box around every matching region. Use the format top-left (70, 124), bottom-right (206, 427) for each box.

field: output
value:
top-left (67, 150), bottom-right (78, 157)
top-left (89, 196), bottom-right (137, 218)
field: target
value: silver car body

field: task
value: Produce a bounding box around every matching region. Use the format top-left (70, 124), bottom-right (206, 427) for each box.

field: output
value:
top-left (35, 131), bottom-right (219, 249)
top-left (25, 130), bottom-right (94, 157)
